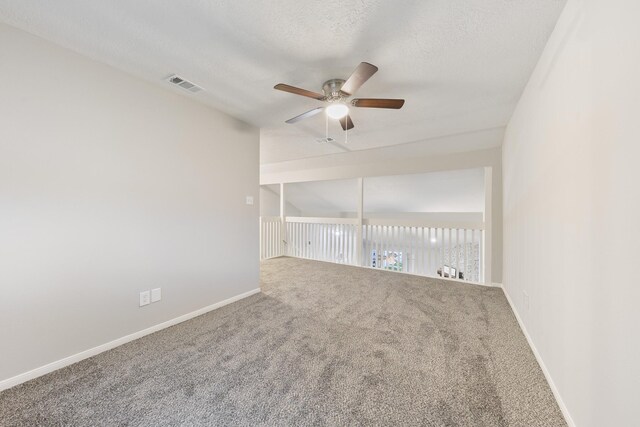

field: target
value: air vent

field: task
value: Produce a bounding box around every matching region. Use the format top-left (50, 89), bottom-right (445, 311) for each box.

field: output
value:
top-left (165, 74), bottom-right (203, 93)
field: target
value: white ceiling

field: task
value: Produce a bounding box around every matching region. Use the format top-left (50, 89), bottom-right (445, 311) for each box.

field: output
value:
top-left (267, 168), bottom-right (484, 214)
top-left (0, 0), bottom-right (565, 164)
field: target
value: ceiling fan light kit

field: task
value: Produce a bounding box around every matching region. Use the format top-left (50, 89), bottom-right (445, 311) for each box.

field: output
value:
top-left (326, 103), bottom-right (349, 119)
top-left (274, 62), bottom-right (405, 138)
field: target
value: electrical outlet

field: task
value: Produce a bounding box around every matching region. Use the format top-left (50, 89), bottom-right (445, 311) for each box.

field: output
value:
top-left (151, 288), bottom-right (162, 303)
top-left (245, 196), bottom-right (254, 205)
top-left (523, 291), bottom-right (530, 311)
top-left (139, 290), bottom-right (150, 307)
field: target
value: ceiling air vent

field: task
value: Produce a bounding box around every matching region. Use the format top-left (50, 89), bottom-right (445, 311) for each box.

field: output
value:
top-left (166, 74), bottom-right (203, 93)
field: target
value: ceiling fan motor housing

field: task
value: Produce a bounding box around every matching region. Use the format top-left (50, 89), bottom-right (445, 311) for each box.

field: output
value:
top-left (274, 62), bottom-right (404, 132)
top-left (322, 79), bottom-right (347, 102)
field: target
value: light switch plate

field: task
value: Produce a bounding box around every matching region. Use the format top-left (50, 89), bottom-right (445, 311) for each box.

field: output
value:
top-left (245, 196), bottom-right (254, 205)
top-left (139, 290), bottom-right (150, 307)
top-left (151, 288), bottom-right (162, 303)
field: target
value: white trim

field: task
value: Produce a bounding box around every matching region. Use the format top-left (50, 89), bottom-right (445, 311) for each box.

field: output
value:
top-left (283, 216), bottom-right (485, 230)
top-left (0, 288), bottom-right (261, 392)
top-left (260, 144), bottom-right (503, 186)
top-left (286, 216), bottom-right (358, 225)
top-left (502, 286), bottom-right (575, 427)
top-left (355, 178), bottom-right (364, 265)
top-left (279, 183), bottom-right (286, 255)
top-left (483, 167), bottom-right (492, 285)
top-left (364, 218), bottom-right (484, 230)
top-left (471, 281), bottom-right (501, 288)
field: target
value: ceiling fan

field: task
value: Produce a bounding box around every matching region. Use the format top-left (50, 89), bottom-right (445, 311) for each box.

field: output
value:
top-left (274, 62), bottom-right (405, 131)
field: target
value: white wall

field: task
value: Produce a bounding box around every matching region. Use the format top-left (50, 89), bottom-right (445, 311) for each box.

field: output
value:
top-left (264, 169), bottom-right (485, 217)
top-left (259, 186), bottom-right (301, 217)
top-left (502, 1), bottom-right (640, 425)
top-left (0, 24), bottom-right (260, 383)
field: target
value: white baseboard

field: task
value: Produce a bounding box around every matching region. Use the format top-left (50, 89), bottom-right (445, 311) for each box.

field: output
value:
top-left (0, 288), bottom-right (261, 392)
top-left (474, 281), bottom-right (502, 288)
top-left (502, 286), bottom-right (576, 427)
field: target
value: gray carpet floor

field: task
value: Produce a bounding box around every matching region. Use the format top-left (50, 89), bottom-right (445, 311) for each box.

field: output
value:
top-left (0, 257), bottom-right (566, 426)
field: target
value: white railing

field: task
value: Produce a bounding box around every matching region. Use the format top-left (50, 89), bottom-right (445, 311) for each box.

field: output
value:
top-left (260, 216), bottom-right (283, 260)
top-left (285, 217), bottom-right (358, 265)
top-left (362, 220), bottom-right (484, 283)
top-left (260, 216), bottom-right (485, 284)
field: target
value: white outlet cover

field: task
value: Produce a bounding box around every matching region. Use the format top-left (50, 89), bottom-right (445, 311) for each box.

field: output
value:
top-left (139, 290), bottom-right (150, 307)
top-left (245, 196), bottom-right (254, 205)
top-left (151, 288), bottom-right (162, 303)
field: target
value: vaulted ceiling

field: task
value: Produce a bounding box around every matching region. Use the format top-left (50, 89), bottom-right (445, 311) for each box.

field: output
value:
top-left (0, 0), bottom-right (566, 163)
top-left (266, 168), bottom-right (484, 215)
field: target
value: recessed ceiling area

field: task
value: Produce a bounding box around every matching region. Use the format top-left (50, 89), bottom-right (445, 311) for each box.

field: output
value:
top-left (0, 0), bottom-right (566, 164)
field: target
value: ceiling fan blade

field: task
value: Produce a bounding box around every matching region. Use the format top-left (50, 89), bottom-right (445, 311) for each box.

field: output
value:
top-left (339, 115), bottom-right (354, 131)
top-left (285, 107), bottom-right (325, 124)
top-left (340, 62), bottom-right (379, 96)
top-left (274, 83), bottom-right (325, 100)
top-left (351, 98), bottom-right (405, 109)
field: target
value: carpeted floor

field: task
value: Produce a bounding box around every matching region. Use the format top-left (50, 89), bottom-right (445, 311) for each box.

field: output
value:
top-left (0, 257), bottom-right (566, 426)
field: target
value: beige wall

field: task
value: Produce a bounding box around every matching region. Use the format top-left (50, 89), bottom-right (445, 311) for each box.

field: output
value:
top-left (503, 1), bottom-right (640, 425)
top-left (0, 24), bottom-right (260, 383)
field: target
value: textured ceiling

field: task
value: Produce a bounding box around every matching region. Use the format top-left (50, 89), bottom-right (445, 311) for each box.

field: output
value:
top-left (0, 0), bottom-right (566, 164)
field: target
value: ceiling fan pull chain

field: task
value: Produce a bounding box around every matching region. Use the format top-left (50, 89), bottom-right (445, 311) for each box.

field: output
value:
top-left (325, 113), bottom-right (329, 141)
top-left (345, 122), bottom-right (348, 144)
